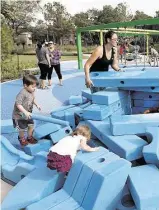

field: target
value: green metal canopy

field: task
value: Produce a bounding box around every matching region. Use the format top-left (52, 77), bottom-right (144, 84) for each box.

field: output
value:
top-left (76, 18), bottom-right (159, 69)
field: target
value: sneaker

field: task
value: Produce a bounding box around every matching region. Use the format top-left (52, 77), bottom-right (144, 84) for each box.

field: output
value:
top-left (27, 136), bottom-right (38, 144)
top-left (18, 136), bottom-right (28, 146)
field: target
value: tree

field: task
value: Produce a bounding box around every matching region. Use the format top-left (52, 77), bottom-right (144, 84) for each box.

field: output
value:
top-left (1, 15), bottom-right (14, 60)
top-left (133, 11), bottom-right (152, 20)
top-left (113, 2), bottom-right (133, 22)
top-left (97, 5), bottom-right (115, 24)
top-left (43, 2), bottom-right (74, 44)
top-left (1, 0), bottom-right (41, 36)
top-left (155, 11), bottom-right (159, 18)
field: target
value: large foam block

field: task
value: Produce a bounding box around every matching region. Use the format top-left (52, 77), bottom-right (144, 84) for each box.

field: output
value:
top-left (49, 152), bottom-right (120, 210)
top-left (119, 86), bottom-right (159, 93)
top-left (133, 99), bottom-right (159, 108)
top-left (1, 119), bottom-right (17, 134)
top-left (1, 167), bottom-right (65, 210)
top-left (83, 98), bottom-right (128, 120)
top-left (33, 123), bottom-right (62, 140)
top-left (79, 101), bottom-right (91, 109)
top-left (51, 107), bottom-right (81, 127)
top-left (81, 89), bottom-right (92, 100)
top-left (1, 135), bottom-right (47, 183)
top-left (143, 126), bottom-right (159, 167)
top-left (24, 139), bottom-right (52, 156)
top-left (92, 89), bottom-right (128, 105)
top-left (81, 159), bottom-right (131, 210)
top-left (90, 70), bottom-right (159, 88)
top-left (69, 95), bottom-right (83, 105)
top-left (26, 147), bottom-right (108, 210)
top-left (50, 126), bottom-right (72, 144)
top-left (132, 91), bottom-right (159, 100)
top-left (110, 114), bottom-right (159, 135)
top-left (64, 111), bottom-right (76, 129)
top-left (50, 105), bottom-right (75, 115)
top-left (128, 165), bottom-right (159, 210)
top-left (116, 185), bottom-right (137, 210)
top-left (2, 160), bottom-right (35, 184)
top-left (86, 120), bottom-right (147, 161)
top-left (74, 110), bottom-right (84, 126)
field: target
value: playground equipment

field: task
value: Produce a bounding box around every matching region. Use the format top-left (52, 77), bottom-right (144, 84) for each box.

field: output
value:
top-left (76, 18), bottom-right (159, 69)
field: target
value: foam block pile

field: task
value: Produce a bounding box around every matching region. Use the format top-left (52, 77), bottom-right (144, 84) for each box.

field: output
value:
top-left (1, 67), bottom-right (159, 210)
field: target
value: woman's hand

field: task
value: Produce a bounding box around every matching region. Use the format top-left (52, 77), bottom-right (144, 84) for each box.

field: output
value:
top-left (85, 78), bottom-right (94, 88)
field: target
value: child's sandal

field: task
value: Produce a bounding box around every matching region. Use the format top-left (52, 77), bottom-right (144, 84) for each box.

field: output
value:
top-left (18, 136), bottom-right (28, 146)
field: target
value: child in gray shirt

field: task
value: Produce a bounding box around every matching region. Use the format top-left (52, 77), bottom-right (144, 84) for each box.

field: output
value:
top-left (12, 75), bottom-right (41, 146)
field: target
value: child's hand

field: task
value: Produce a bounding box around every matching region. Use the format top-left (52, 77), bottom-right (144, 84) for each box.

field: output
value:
top-left (24, 111), bottom-right (32, 119)
top-left (144, 109), bottom-right (150, 114)
top-left (92, 147), bottom-right (99, 152)
top-left (36, 104), bottom-right (41, 111)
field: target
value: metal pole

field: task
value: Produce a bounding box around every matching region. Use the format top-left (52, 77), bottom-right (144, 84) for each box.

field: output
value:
top-left (146, 34), bottom-right (149, 56)
top-left (100, 30), bottom-right (103, 46)
top-left (76, 31), bottom-right (83, 70)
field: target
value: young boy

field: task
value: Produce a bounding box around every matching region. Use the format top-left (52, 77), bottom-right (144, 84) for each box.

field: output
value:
top-left (12, 75), bottom-right (41, 146)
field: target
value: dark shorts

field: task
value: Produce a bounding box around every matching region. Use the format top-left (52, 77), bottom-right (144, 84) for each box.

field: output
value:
top-left (13, 119), bottom-right (34, 131)
top-left (47, 151), bottom-right (72, 173)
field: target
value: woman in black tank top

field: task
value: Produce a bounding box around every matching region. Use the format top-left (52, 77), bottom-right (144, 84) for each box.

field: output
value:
top-left (84, 31), bottom-right (121, 92)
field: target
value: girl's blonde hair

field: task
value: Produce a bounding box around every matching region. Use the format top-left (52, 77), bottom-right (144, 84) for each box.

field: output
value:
top-left (71, 125), bottom-right (91, 140)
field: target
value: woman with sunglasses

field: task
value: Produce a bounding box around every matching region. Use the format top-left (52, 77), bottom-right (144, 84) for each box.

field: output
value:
top-left (84, 30), bottom-right (122, 93)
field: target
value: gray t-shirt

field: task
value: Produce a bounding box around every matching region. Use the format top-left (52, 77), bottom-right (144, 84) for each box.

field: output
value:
top-left (36, 47), bottom-right (49, 65)
top-left (12, 88), bottom-right (34, 119)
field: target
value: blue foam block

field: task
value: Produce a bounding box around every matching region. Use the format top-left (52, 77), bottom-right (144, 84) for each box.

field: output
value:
top-left (83, 98), bottom-right (128, 120)
top-left (90, 70), bottom-right (159, 87)
top-left (133, 99), bottom-right (159, 108)
top-left (119, 86), bottom-right (159, 93)
top-left (116, 185), bottom-right (137, 210)
top-left (1, 167), bottom-right (65, 210)
top-left (24, 139), bottom-right (52, 155)
top-left (79, 101), bottom-right (91, 109)
top-left (1, 135), bottom-right (48, 183)
top-left (143, 126), bottom-right (159, 167)
top-left (81, 159), bottom-right (131, 210)
top-left (50, 126), bottom-right (72, 144)
top-left (69, 95), bottom-right (83, 105)
top-left (92, 89), bottom-right (128, 105)
top-left (64, 111), bottom-right (76, 129)
top-left (132, 91), bottom-right (159, 100)
top-left (81, 89), bottom-right (92, 100)
top-left (33, 123), bottom-right (62, 140)
top-left (86, 120), bottom-right (147, 161)
top-left (110, 114), bottom-right (159, 135)
top-left (26, 148), bottom-right (108, 210)
top-left (128, 165), bottom-right (159, 210)
top-left (1, 119), bottom-right (17, 134)
top-left (50, 152), bottom-right (119, 210)
top-left (50, 105), bottom-right (75, 114)
top-left (1, 135), bottom-right (35, 183)
top-left (74, 110), bottom-right (84, 126)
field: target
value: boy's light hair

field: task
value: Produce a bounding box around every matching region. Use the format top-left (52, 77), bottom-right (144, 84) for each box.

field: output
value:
top-left (71, 125), bottom-right (91, 140)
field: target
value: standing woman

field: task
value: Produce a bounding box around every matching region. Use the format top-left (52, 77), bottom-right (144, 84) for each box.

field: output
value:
top-left (84, 30), bottom-right (121, 93)
top-left (36, 41), bottom-right (51, 89)
top-left (48, 41), bottom-right (63, 86)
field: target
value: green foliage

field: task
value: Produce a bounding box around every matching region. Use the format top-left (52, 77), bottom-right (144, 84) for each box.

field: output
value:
top-left (1, 20), bottom-right (14, 60)
top-left (133, 11), bottom-right (152, 20)
top-left (43, 2), bottom-right (74, 44)
top-left (1, 0), bottom-right (41, 36)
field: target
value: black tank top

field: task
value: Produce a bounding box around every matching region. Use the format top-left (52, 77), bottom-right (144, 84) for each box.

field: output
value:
top-left (90, 45), bottom-right (115, 72)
